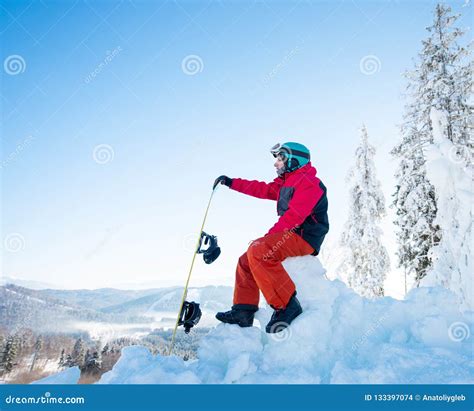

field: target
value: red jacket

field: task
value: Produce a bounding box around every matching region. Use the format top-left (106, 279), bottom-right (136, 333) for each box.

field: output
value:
top-left (230, 163), bottom-right (329, 254)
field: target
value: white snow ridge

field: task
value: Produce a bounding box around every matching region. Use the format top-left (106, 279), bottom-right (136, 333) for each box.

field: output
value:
top-left (39, 256), bottom-right (473, 384)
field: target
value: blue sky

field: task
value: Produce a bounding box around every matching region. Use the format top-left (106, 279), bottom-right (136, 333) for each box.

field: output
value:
top-left (1, 0), bottom-right (471, 293)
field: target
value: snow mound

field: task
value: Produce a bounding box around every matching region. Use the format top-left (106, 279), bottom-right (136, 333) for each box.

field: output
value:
top-left (54, 256), bottom-right (472, 384)
top-left (32, 366), bottom-right (81, 384)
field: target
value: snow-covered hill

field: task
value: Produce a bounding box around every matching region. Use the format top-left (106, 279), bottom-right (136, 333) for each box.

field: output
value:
top-left (0, 284), bottom-right (118, 333)
top-left (0, 275), bottom-right (57, 290)
top-left (35, 256), bottom-right (473, 384)
top-left (100, 286), bottom-right (232, 316)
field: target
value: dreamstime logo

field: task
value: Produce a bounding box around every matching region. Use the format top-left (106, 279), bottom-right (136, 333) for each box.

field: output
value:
top-left (262, 228), bottom-right (297, 262)
top-left (4, 233), bottom-right (25, 253)
top-left (448, 321), bottom-right (470, 342)
top-left (262, 44), bottom-right (301, 86)
top-left (364, 239), bottom-right (381, 255)
top-left (84, 226), bottom-right (122, 260)
top-left (0, 135), bottom-right (35, 170)
top-left (4, 55), bottom-right (26, 75)
top-left (351, 313), bottom-right (389, 351)
top-left (182, 233), bottom-right (200, 253)
top-left (4, 392), bottom-right (85, 405)
top-left (92, 144), bottom-right (114, 165)
top-left (448, 145), bottom-right (469, 165)
top-left (84, 46), bottom-right (122, 84)
top-left (181, 55), bottom-right (204, 75)
top-left (268, 322), bottom-right (293, 342)
top-left (88, 322), bottom-right (117, 342)
top-left (359, 55), bottom-right (381, 75)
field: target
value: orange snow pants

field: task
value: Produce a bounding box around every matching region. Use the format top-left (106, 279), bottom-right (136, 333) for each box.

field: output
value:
top-left (233, 231), bottom-right (315, 309)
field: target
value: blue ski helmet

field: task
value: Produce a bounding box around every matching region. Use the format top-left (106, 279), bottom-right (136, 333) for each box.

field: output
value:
top-left (270, 142), bottom-right (311, 173)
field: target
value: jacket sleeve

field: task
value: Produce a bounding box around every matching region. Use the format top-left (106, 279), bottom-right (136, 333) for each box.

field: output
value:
top-left (266, 179), bottom-right (324, 235)
top-left (230, 177), bottom-right (282, 201)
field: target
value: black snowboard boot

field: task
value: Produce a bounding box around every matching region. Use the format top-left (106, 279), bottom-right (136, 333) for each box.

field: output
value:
top-left (266, 292), bottom-right (303, 333)
top-left (216, 304), bottom-right (258, 327)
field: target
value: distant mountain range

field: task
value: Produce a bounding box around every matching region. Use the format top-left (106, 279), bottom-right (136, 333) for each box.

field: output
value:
top-left (0, 282), bottom-right (233, 335)
top-left (0, 275), bottom-right (58, 290)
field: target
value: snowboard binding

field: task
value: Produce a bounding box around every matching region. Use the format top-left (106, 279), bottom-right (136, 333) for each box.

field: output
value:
top-left (196, 231), bottom-right (221, 264)
top-left (178, 301), bottom-right (202, 334)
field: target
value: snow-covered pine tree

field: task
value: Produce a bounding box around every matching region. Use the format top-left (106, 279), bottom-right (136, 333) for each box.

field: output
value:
top-left (0, 335), bottom-right (4, 370)
top-left (58, 348), bottom-right (66, 367)
top-left (423, 107), bottom-right (473, 311)
top-left (391, 3), bottom-right (472, 291)
top-left (29, 335), bottom-right (43, 372)
top-left (419, 4), bottom-right (473, 163)
top-left (64, 354), bottom-right (73, 368)
top-left (83, 349), bottom-right (91, 371)
top-left (71, 338), bottom-right (85, 367)
top-left (1, 336), bottom-right (18, 373)
top-left (101, 343), bottom-right (109, 356)
top-left (391, 99), bottom-right (441, 291)
top-left (85, 351), bottom-right (102, 374)
top-left (340, 125), bottom-right (390, 298)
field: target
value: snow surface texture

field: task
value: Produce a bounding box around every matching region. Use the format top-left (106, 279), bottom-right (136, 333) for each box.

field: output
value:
top-left (95, 256), bottom-right (474, 384)
top-left (33, 366), bottom-right (81, 384)
top-left (40, 256), bottom-right (473, 384)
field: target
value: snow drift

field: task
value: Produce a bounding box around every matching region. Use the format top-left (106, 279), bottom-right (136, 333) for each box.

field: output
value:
top-left (32, 366), bottom-right (81, 384)
top-left (35, 255), bottom-right (473, 384)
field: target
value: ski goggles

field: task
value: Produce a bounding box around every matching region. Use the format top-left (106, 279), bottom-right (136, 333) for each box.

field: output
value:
top-left (270, 143), bottom-right (288, 162)
top-left (270, 143), bottom-right (282, 157)
top-left (270, 143), bottom-right (310, 160)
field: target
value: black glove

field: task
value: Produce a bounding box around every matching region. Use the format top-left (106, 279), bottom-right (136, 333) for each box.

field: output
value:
top-left (213, 175), bottom-right (232, 189)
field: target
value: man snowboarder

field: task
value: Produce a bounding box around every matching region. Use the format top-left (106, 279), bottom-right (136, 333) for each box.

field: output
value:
top-left (213, 142), bottom-right (329, 333)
